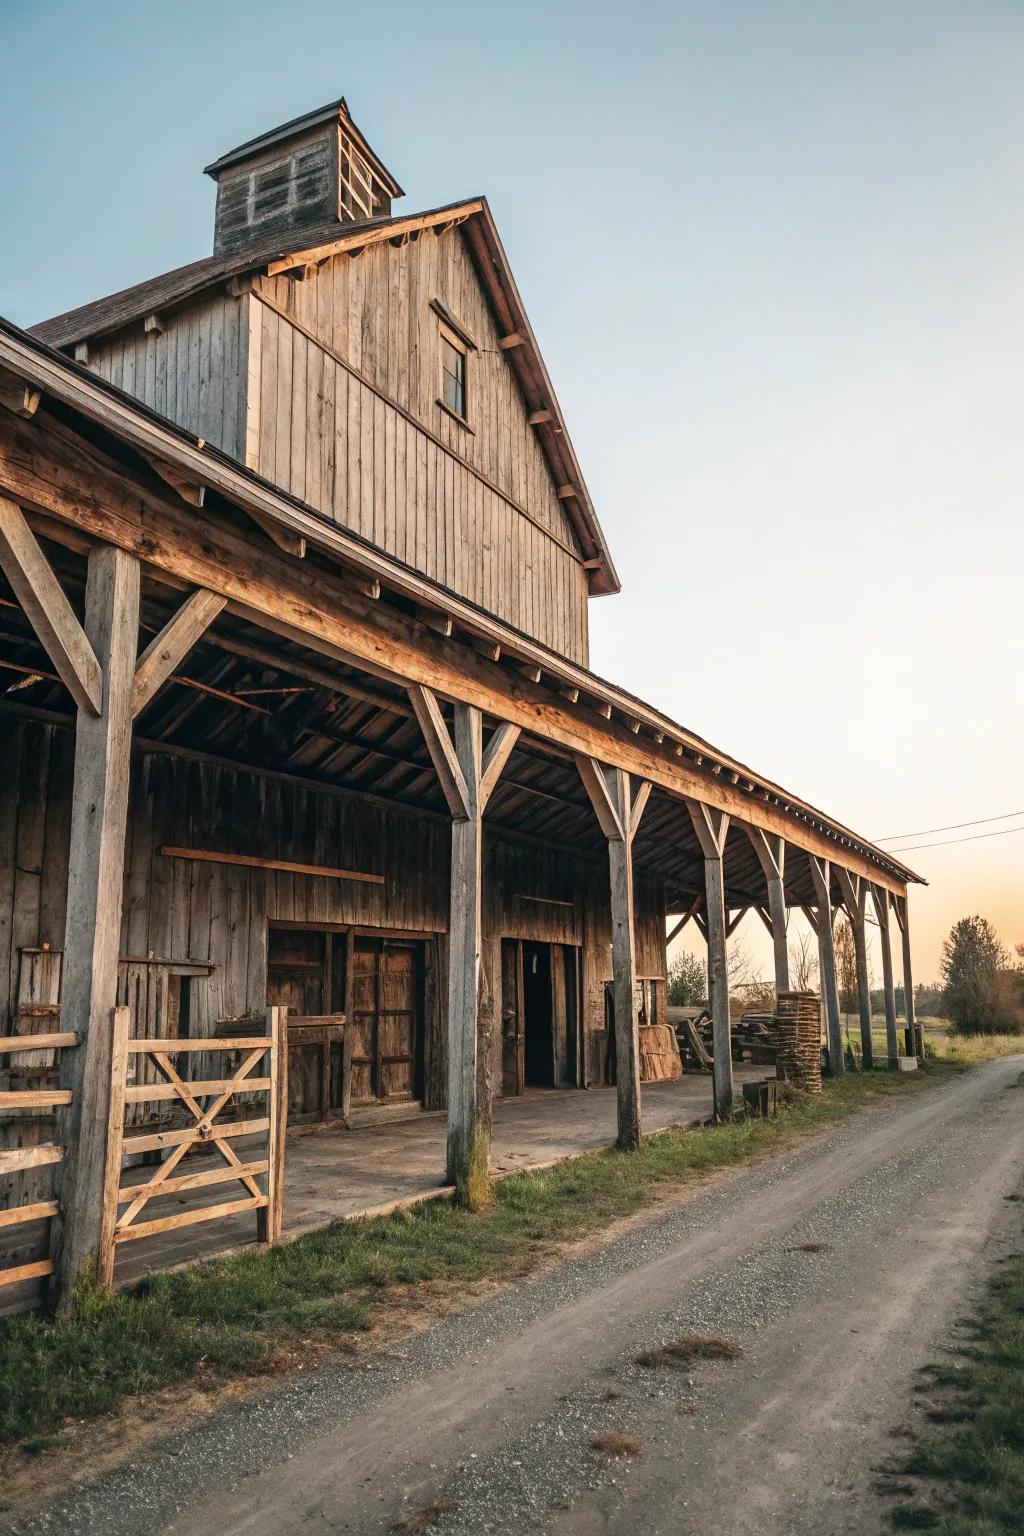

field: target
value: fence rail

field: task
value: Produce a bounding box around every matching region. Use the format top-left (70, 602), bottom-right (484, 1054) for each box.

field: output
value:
top-left (0, 1028), bottom-right (78, 1291)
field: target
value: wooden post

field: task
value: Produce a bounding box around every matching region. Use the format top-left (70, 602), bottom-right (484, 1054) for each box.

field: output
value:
top-left (872, 884), bottom-right (899, 1066)
top-left (258, 1004), bottom-right (288, 1243)
top-left (745, 828), bottom-right (789, 995)
top-left (892, 895), bottom-right (921, 1060)
top-left (411, 689), bottom-right (520, 1205)
top-left (808, 857), bottom-right (844, 1076)
top-left (97, 1005), bottom-right (131, 1289)
top-left (687, 802), bottom-right (733, 1119)
top-left (50, 545), bottom-right (140, 1303)
top-left (835, 868), bottom-right (873, 1070)
top-left (448, 703), bottom-right (485, 1200)
top-left (575, 758), bottom-right (651, 1149)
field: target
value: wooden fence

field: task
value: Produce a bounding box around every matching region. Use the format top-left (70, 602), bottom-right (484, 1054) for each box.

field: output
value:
top-left (98, 1005), bottom-right (288, 1285)
top-left (0, 1025), bottom-right (77, 1293)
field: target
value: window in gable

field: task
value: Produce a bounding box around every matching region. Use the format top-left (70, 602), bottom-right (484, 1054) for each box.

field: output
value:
top-left (440, 330), bottom-right (467, 421)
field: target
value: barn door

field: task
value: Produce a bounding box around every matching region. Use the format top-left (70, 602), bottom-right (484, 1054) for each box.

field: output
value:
top-left (350, 938), bottom-right (424, 1105)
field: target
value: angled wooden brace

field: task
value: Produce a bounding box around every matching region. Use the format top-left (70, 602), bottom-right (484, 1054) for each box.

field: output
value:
top-left (132, 589), bottom-right (227, 717)
top-left (725, 907), bottom-right (749, 938)
top-left (685, 800), bottom-right (730, 861)
top-left (667, 893), bottom-right (704, 947)
top-left (0, 497), bottom-right (102, 714)
top-left (834, 865), bottom-right (874, 1068)
top-left (745, 825), bottom-right (789, 991)
top-left (411, 686), bottom-right (521, 819)
top-left (833, 865), bottom-right (864, 922)
top-left (808, 855), bottom-right (844, 1076)
top-left (685, 799), bottom-right (733, 1118)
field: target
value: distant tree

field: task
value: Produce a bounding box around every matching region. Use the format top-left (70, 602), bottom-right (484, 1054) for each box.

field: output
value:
top-left (834, 916), bottom-right (858, 1020)
top-left (789, 930), bottom-right (818, 992)
top-left (940, 916), bottom-right (1021, 1033)
top-left (667, 951), bottom-right (707, 1007)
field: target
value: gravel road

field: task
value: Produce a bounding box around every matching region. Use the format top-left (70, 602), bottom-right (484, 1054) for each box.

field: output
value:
top-left (6, 1056), bottom-right (1023, 1536)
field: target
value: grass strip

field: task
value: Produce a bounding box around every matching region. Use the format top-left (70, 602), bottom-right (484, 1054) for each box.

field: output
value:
top-left (891, 1211), bottom-right (1024, 1533)
top-left (0, 1063), bottom-right (956, 1448)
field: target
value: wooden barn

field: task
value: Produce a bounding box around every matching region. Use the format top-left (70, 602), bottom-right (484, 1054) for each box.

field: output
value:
top-left (0, 97), bottom-right (922, 1307)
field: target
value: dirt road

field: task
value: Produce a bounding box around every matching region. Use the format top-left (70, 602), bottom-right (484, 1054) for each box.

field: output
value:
top-left (7, 1056), bottom-right (1023, 1536)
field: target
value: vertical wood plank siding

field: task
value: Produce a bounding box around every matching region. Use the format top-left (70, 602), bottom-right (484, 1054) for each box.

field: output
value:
top-left (85, 226), bottom-right (590, 663)
top-left (0, 722), bottom-right (665, 1107)
top-left (87, 293), bottom-right (248, 464)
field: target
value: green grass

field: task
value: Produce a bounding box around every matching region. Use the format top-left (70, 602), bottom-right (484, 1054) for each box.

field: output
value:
top-left (0, 1064), bottom-right (955, 1450)
top-left (890, 1211), bottom-right (1024, 1534)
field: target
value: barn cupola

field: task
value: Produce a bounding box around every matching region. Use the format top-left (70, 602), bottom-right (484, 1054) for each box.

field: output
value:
top-left (204, 97), bottom-right (404, 256)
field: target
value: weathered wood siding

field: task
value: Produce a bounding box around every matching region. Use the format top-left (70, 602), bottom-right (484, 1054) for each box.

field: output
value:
top-left (0, 714), bottom-right (666, 1104)
top-left (248, 226), bottom-right (590, 660)
top-left (81, 227), bottom-right (590, 662)
top-left (85, 291), bottom-right (248, 462)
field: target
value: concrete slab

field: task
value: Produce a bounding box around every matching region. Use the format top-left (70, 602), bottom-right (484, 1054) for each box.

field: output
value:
top-left (115, 1066), bottom-right (770, 1283)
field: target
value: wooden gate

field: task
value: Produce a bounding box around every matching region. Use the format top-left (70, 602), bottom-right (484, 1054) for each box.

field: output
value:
top-left (0, 1022), bottom-right (77, 1295)
top-left (98, 1006), bottom-right (287, 1285)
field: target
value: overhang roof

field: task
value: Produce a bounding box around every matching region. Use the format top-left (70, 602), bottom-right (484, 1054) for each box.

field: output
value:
top-left (0, 315), bottom-right (924, 893)
top-left (30, 199), bottom-right (619, 595)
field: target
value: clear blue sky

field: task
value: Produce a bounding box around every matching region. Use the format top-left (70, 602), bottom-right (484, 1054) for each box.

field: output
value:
top-left (2, 0), bottom-right (1022, 978)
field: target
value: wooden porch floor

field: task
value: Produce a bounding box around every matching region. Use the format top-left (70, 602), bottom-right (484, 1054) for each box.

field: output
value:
top-left (114, 1066), bottom-right (771, 1284)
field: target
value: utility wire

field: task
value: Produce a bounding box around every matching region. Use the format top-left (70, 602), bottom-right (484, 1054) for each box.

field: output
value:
top-left (875, 809), bottom-right (1024, 842)
top-left (886, 824), bottom-right (1024, 854)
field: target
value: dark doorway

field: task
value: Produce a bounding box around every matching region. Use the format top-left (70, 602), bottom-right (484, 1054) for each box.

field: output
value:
top-left (522, 941), bottom-right (554, 1086)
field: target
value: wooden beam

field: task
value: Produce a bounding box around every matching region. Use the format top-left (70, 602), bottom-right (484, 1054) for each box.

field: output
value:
top-left (264, 200), bottom-right (485, 275)
top-left (745, 827), bottom-right (789, 992)
top-left (0, 496), bottom-right (102, 715)
top-left (630, 779), bottom-right (652, 839)
top-left (835, 867), bottom-right (873, 1069)
top-left (871, 884), bottom-right (899, 1065)
top-left (527, 409), bottom-right (553, 425)
top-left (246, 508), bottom-right (306, 558)
top-left (686, 801), bottom-right (733, 1116)
top-left (605, 767), bottom-right (641, 1150)
top-left (0, 401), bottom-right (911, 894)
top-left (0, 368), bottom-right (41, 418)
top-left (132, 588), bottom-right (226, 716)
top-left (725, 907), bottom-right (748, 939)
top-left (686, 801), bottom-right (730, 861)
top-left (409, 685), bottom-right (471, 820)
top-left (447, 703), bottom-right (489, 1202)
top-left (49, 545), bottom-right (140, 1305)
top-left (574, 754), bottom-right (625, 842)
top-left (480, 722), bottom-right (521, 809)
top-left (159, 846), bottom-right (384, 884)
top-left (892, 894), bottom-right (921, 1059)
top-left (142, 453), bottom-right (206, 509)
top-left (498, 332), bottom-right (525, 349)
top-left (808, 856), bottom-right (844, 1077)
top-left (666, 894), bottom-right (704, 947)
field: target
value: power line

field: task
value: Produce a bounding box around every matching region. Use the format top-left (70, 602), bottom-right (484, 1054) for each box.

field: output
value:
top-left (875, 809), bottom-right (1024, 843)
top-left (886, 824), bottom-right (1024, 854)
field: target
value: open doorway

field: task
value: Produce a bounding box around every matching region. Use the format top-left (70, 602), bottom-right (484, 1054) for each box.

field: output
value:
top-left (501, 939), bottom-right (581, 1092)
top-left (523, 941), bottom-right (553, 1086)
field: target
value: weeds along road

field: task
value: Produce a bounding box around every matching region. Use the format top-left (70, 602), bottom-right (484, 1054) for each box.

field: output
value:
top-left (8, 1056), bottom-right (1024, 1536)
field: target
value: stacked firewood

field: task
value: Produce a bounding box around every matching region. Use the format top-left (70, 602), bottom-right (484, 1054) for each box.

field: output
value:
top-left (772, 991), bottom-right (823, 1093)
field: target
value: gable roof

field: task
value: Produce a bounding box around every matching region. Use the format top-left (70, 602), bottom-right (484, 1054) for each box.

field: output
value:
top-left (31, 199), bottom-right (619, 596)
